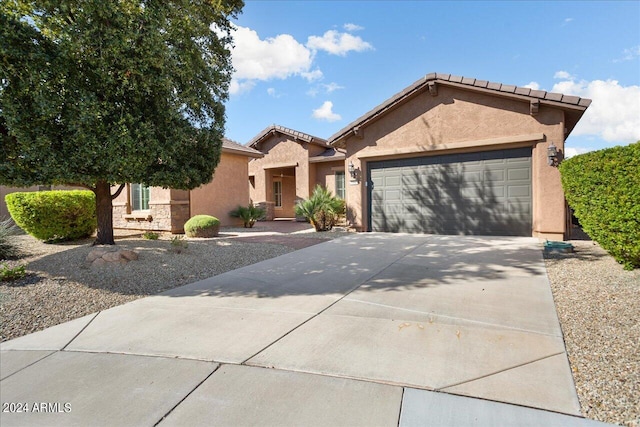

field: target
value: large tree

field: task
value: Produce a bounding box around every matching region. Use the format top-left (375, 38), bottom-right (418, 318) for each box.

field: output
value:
top-left (0, 0), bottom-right (243, 244)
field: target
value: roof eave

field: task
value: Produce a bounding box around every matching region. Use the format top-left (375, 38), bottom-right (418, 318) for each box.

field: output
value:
top-left (329, 73), bottom-right (592, 147)
top-left (222, 146), bottom-right (264, 158)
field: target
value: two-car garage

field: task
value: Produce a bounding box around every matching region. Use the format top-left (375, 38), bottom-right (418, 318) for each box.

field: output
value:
top-left (368, 148), bottom-right (532, 236)
top-left (329, 73), bottom-right (591, 239)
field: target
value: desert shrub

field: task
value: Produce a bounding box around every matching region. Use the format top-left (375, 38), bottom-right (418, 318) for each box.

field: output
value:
top-left (0, 218), bottom-right (20, 259)
top-left (142, 231), bottom-right (160, 240)
top-left (0, 263), bottom-right (27, 282)
top-left (229, 203), bottom-right (265, 228)
top-left (5, 190), bottom-right (96, 242)
top-left (170, 235), bottom-right (188, 253)
top-left (295, 185), bottom-right (344, 232)
top-left (184, 215), bottom-right (220, 238)
top-left (560, 142), bottom-right (640, 270)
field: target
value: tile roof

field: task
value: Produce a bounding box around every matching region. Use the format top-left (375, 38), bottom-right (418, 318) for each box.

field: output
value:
top-left (328, 72), bottom-right (592, 145)
top-left (222, 137), bottom-right (263, 158)
top-left (309, 148), bottom-right (346, 163)
top-left (248, 125), bottom-right (329, 149)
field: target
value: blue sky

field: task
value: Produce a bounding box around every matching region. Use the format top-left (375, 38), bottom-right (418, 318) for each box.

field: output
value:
top-left (223, 1), bottom-right (640, 157)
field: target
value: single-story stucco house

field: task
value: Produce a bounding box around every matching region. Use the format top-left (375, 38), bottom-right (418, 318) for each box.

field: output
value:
top-left (111, 138), bottom-right (262, 233)
top-left (247, 125), bottom-right (346, 220)
top-left (248, 72), bottom-right (591, 240)
top-left (1, 138), bottom-right (262, 233)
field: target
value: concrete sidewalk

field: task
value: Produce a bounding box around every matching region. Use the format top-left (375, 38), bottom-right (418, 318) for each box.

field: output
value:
top-left (1, 234), bottom-right (610, 426)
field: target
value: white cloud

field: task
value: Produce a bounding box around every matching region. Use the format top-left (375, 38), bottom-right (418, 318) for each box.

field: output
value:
top-left (324, 82), bottom-right (344, 93)
top-left (306, 82), bottom-right (345, 97)
top-left (232, 26), bottom-right (314, 80)
top-left (307, 30), bottom-right (373, 56)
top-left (564, 147), bottom-right (592, 158)
top-left (614, 45), bottom-right (640, 62)
top-left (343, 23), bottom-right (364, 32)
top-left (312, 101), bottom-right (341, 122)
top-left (300, 69), bottom-right (324, 82)
top-left (229, 79), bottom-right (256, 95)
top-left (267, 87), bottom-right (284, 98)
top-left (552, 78), bottom-right (640, 143)
top-left (226, 25), bottom-right (372, 94)
top-left (554, 70), bottom-right (574, 79)
top-left (563, 17), bottom-right (574, 24)
top-left (523, 81), bottom-right (540, 90)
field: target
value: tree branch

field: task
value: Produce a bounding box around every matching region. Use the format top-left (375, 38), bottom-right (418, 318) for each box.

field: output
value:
top-left (66, 183), bottom-right (95, 191)
top-left (111, 183), bottom-right (126, 200)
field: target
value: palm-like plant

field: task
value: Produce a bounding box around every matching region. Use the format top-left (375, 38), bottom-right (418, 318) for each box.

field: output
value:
top-left (229, 203), bottom-right (266, 228)
top-left (295, 185), bottom-right (344, 231)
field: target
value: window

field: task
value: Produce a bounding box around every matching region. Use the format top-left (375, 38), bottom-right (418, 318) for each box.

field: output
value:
top-left (131, 184), bottom-right (150, 211)
top-left (335, 171), bottom-right (345, 199)
top-left (273, 181), bottom-right (282, 208)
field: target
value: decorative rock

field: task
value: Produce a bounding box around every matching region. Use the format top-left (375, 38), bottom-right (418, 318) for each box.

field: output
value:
top-left (86, 246), bottom-right (139, 267)
top-left (120, 250), bottom-right (139, 261)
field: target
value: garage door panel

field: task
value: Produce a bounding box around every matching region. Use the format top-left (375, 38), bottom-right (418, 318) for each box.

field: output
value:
top-left (508, 185), bottom-right (530, 197)
top-left (384, 189), bottom-right (402, 201)
top-left (507, 167), bottom-right (530, 181)
top-left (369, 148), bottom-right (532, 236)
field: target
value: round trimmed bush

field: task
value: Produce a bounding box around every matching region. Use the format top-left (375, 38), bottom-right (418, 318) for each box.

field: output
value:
top-left (5, 190), bottom-right (96, 242)
top-left (184, 215), bottom-right (220, 238)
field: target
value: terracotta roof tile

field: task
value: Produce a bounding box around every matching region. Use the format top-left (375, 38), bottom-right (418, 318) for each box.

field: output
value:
top-left (545, 92), bottom-right (563, 102)
top-left (328, 72), bottom-right (592, 145)
top-left (561, 95), bottom-right (581, 104)
top-left (529, 89), bottom-right (548, 98)
top-left (248, 124), bottom-right (329, 149)
top-left (222, 138), bottom-right (263, 157)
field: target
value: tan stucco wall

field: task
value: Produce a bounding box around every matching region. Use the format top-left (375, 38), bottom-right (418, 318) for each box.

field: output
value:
top-left (342, 85), bottom-right (567, 238)
top-left (314, 161), bottom-right (345, 198)
top-left (112, 152), bottom-right (250, 232)
top-left (190, 152), bottom-right (251, 226)
top-left (248, 134), bottom-right (327, 218)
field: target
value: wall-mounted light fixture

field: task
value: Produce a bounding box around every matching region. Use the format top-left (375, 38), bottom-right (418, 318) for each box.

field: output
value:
top-left (348, 161), bottom-right (357, 179)
top-left (547, 142), bottom-right (558, 166)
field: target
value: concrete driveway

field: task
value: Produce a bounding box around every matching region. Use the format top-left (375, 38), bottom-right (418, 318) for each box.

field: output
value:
top-left (0, 234), bottom-right (608, 426)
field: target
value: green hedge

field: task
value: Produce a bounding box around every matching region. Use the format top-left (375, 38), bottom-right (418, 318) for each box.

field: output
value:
top-left (5, 190), bottom-right (96, 242)
top-left (184, 215), bottom-right (220, 238)
top-left (560, 142), bottom-right (640, 270)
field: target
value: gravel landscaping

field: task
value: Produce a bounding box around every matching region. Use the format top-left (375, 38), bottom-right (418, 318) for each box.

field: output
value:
top-left (1, 229), bottom-right (637, 425)
top-left (0, 228), bottom-right (342, 342)
top-left (545, 240), bottom-right (639, 427)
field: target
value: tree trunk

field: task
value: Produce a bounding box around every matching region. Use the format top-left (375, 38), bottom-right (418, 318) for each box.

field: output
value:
top-left (94, 180), bottom-right (115, 245)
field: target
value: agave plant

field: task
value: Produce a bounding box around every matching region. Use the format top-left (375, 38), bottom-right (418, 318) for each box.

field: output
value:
top-left (295, 185), bottom-right (344, 232)
top-left (229, 203), bottom-right (266, 228)
top-left (0, 218), bottom-right (21, 260)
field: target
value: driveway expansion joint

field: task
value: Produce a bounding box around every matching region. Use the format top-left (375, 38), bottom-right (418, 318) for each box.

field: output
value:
top-left (0, 350), bottom-right (57, 382)
top-left (60, 311), bottom-right (101, 351)
top-left (436, 351), bottom-right (566, 391)
top-left (153, 364), bottom-right (221, 426)
top-left (340, 298), bottom-right (563, 338)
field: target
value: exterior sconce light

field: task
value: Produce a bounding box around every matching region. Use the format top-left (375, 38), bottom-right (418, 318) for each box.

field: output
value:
top-left (348, 161), bottom-right (357, 179)
top-left (547, 142), bottom-right (558, 166)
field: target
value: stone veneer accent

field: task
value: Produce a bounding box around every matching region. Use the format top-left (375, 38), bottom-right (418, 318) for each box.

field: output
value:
top-left (112, 200), bottom-right (190, 234)
top-left (257, 201), bottom-right (275, 221)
